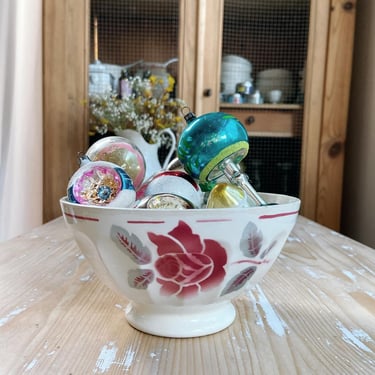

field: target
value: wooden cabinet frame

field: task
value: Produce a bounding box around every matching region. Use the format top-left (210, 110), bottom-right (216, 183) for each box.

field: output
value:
top-left (301, 0), bottom-right (356, 228)
top-left (43, 0), bottom-right (356, 230)
top-left (43, 0), bottom-right (89, 222)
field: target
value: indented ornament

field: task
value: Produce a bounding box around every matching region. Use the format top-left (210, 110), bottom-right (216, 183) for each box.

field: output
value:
top-left (135, 193), bottom-right (194, 209)
top-left (86, 136), bottom-right (146, 189)
top-left (67, 156), bottom-right (135, 207)
top-left (137, 170), bottom-right (203, 208)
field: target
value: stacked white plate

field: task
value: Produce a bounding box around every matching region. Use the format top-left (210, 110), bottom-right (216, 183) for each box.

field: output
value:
top-left (256, 69), bottom-right (295, 103)
top-left (102, 63), bottom-right (123, 92)
top-left (221, 55), bottom-right (252, 95)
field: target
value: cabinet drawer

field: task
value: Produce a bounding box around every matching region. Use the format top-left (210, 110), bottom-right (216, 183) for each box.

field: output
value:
top-left (222, 108), bottom-right (303, 137)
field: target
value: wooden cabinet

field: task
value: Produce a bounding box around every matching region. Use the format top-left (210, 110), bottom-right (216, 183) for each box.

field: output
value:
top-left (43, 0), bottom-right (356, 231)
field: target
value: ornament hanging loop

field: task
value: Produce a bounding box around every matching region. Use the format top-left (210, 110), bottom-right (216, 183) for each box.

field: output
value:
top-left (220, 159), bottom-right (267, 206)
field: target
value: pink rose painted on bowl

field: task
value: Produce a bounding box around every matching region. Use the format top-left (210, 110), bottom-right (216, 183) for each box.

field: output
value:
top-left (148, 221), bottom-right (227, 298)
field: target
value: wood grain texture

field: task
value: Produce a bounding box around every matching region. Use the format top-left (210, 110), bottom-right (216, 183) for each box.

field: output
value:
top-left (299, 0), bottom-right (330, 221)
top-left (43, 0), bottom-right (89, 223)
top-left (1, 217), bottom-right (374, 374)
top-left (198, 0), bottom-right (223, 114)
top-left (178, 0), bottom-right (199, 109)
top-left (317, 0), bottom-right (356, 230)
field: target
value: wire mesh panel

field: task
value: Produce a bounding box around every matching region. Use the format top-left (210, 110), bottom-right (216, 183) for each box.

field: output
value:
top-left (89, 0), bottom-right (180, 95)
top-left (90, 0), bottom-right (180, 64)
top-left (221, 0), bottom-right (310, 197)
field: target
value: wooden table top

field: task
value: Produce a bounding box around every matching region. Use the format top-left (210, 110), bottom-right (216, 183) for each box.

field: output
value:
top-left (1, 216), bottom-right (374, 374)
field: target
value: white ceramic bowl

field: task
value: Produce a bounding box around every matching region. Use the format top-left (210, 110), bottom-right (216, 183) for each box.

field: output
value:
top-left (257, 68), bottom-right (292, 79)
top-left (256, 77), bottom-right (295, 103)
top-left (221, 61), bottom-right (252, 74)
top-left (60, 193), bottom-right (300, 337)
top-left (222, 54), bottom-right (252, 69)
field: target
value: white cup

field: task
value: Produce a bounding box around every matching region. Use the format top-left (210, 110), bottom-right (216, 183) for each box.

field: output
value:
top-left (268, 89), bottom-right (282, 104)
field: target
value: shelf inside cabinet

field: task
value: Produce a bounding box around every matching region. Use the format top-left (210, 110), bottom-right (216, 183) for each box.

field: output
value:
top-left (220, 103), bottom-right (303, 138)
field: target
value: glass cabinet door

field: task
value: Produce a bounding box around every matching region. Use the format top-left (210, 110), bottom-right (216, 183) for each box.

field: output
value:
top-left (88, 0), bottom-right (311, 198)
top-left (220, 0), bottom-right (310, 197)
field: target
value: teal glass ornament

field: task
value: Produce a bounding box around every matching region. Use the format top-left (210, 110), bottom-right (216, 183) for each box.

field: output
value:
top-left (177, 110), bottom-right (266, 206)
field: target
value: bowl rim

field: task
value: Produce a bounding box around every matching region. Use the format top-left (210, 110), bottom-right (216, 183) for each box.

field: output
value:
top-left (60, 192), bottom-right (300, 215)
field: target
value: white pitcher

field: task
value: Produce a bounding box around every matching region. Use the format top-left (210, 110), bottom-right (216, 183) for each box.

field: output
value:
top-left (115, 128), bottom-right (177, 181)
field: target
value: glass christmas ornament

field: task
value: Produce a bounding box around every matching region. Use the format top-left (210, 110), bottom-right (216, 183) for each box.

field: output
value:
top-left (135, 193), bottom-right (194, 209)
top-left (177, 110), bottom-right (266, 206)
top-left (86, 136), bottom-right (146, 189)
top-left (136, 170), bottom-right (203, 208)
top-left (67, 155), bottom-right (135, 207)
top-left (206, 183), bottom-right (256, 208)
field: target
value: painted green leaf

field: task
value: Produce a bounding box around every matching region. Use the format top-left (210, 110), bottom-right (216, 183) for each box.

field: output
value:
top-left (128, 269), bottom-right (154, 289)
top-left (240, 221), bottom-right (263, 258)
top-left (111, 225), bottom-right (152, 264)
top-left (220, 266), bottom-right (257, 296)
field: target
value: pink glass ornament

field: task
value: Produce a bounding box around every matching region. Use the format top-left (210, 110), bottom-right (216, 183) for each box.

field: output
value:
top-left (67, 156), bottom-right (135, 207)
top-left (86, 136), bottom-right (146, 189)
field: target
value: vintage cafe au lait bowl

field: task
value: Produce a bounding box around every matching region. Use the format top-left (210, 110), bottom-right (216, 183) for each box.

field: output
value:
top-left (60, 192), bottom-right (300, 338)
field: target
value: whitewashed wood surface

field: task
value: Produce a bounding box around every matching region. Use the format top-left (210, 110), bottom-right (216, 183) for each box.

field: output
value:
top-left (0, 216), bottom-right (374, 374)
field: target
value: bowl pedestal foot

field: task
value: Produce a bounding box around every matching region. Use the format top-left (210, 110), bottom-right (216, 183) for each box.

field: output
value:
top-left (125, 301), bottom-right (236, 338)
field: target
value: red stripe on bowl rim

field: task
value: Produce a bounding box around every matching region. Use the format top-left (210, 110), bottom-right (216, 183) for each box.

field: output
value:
top-left (259, 210), bottom-right (299, 220)
top-left (196, 219), bottom-right (233, 223)
top-left (127, 220), bottom-right (165, 224)
top-left (64, 212), bottom-right (99, 222)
